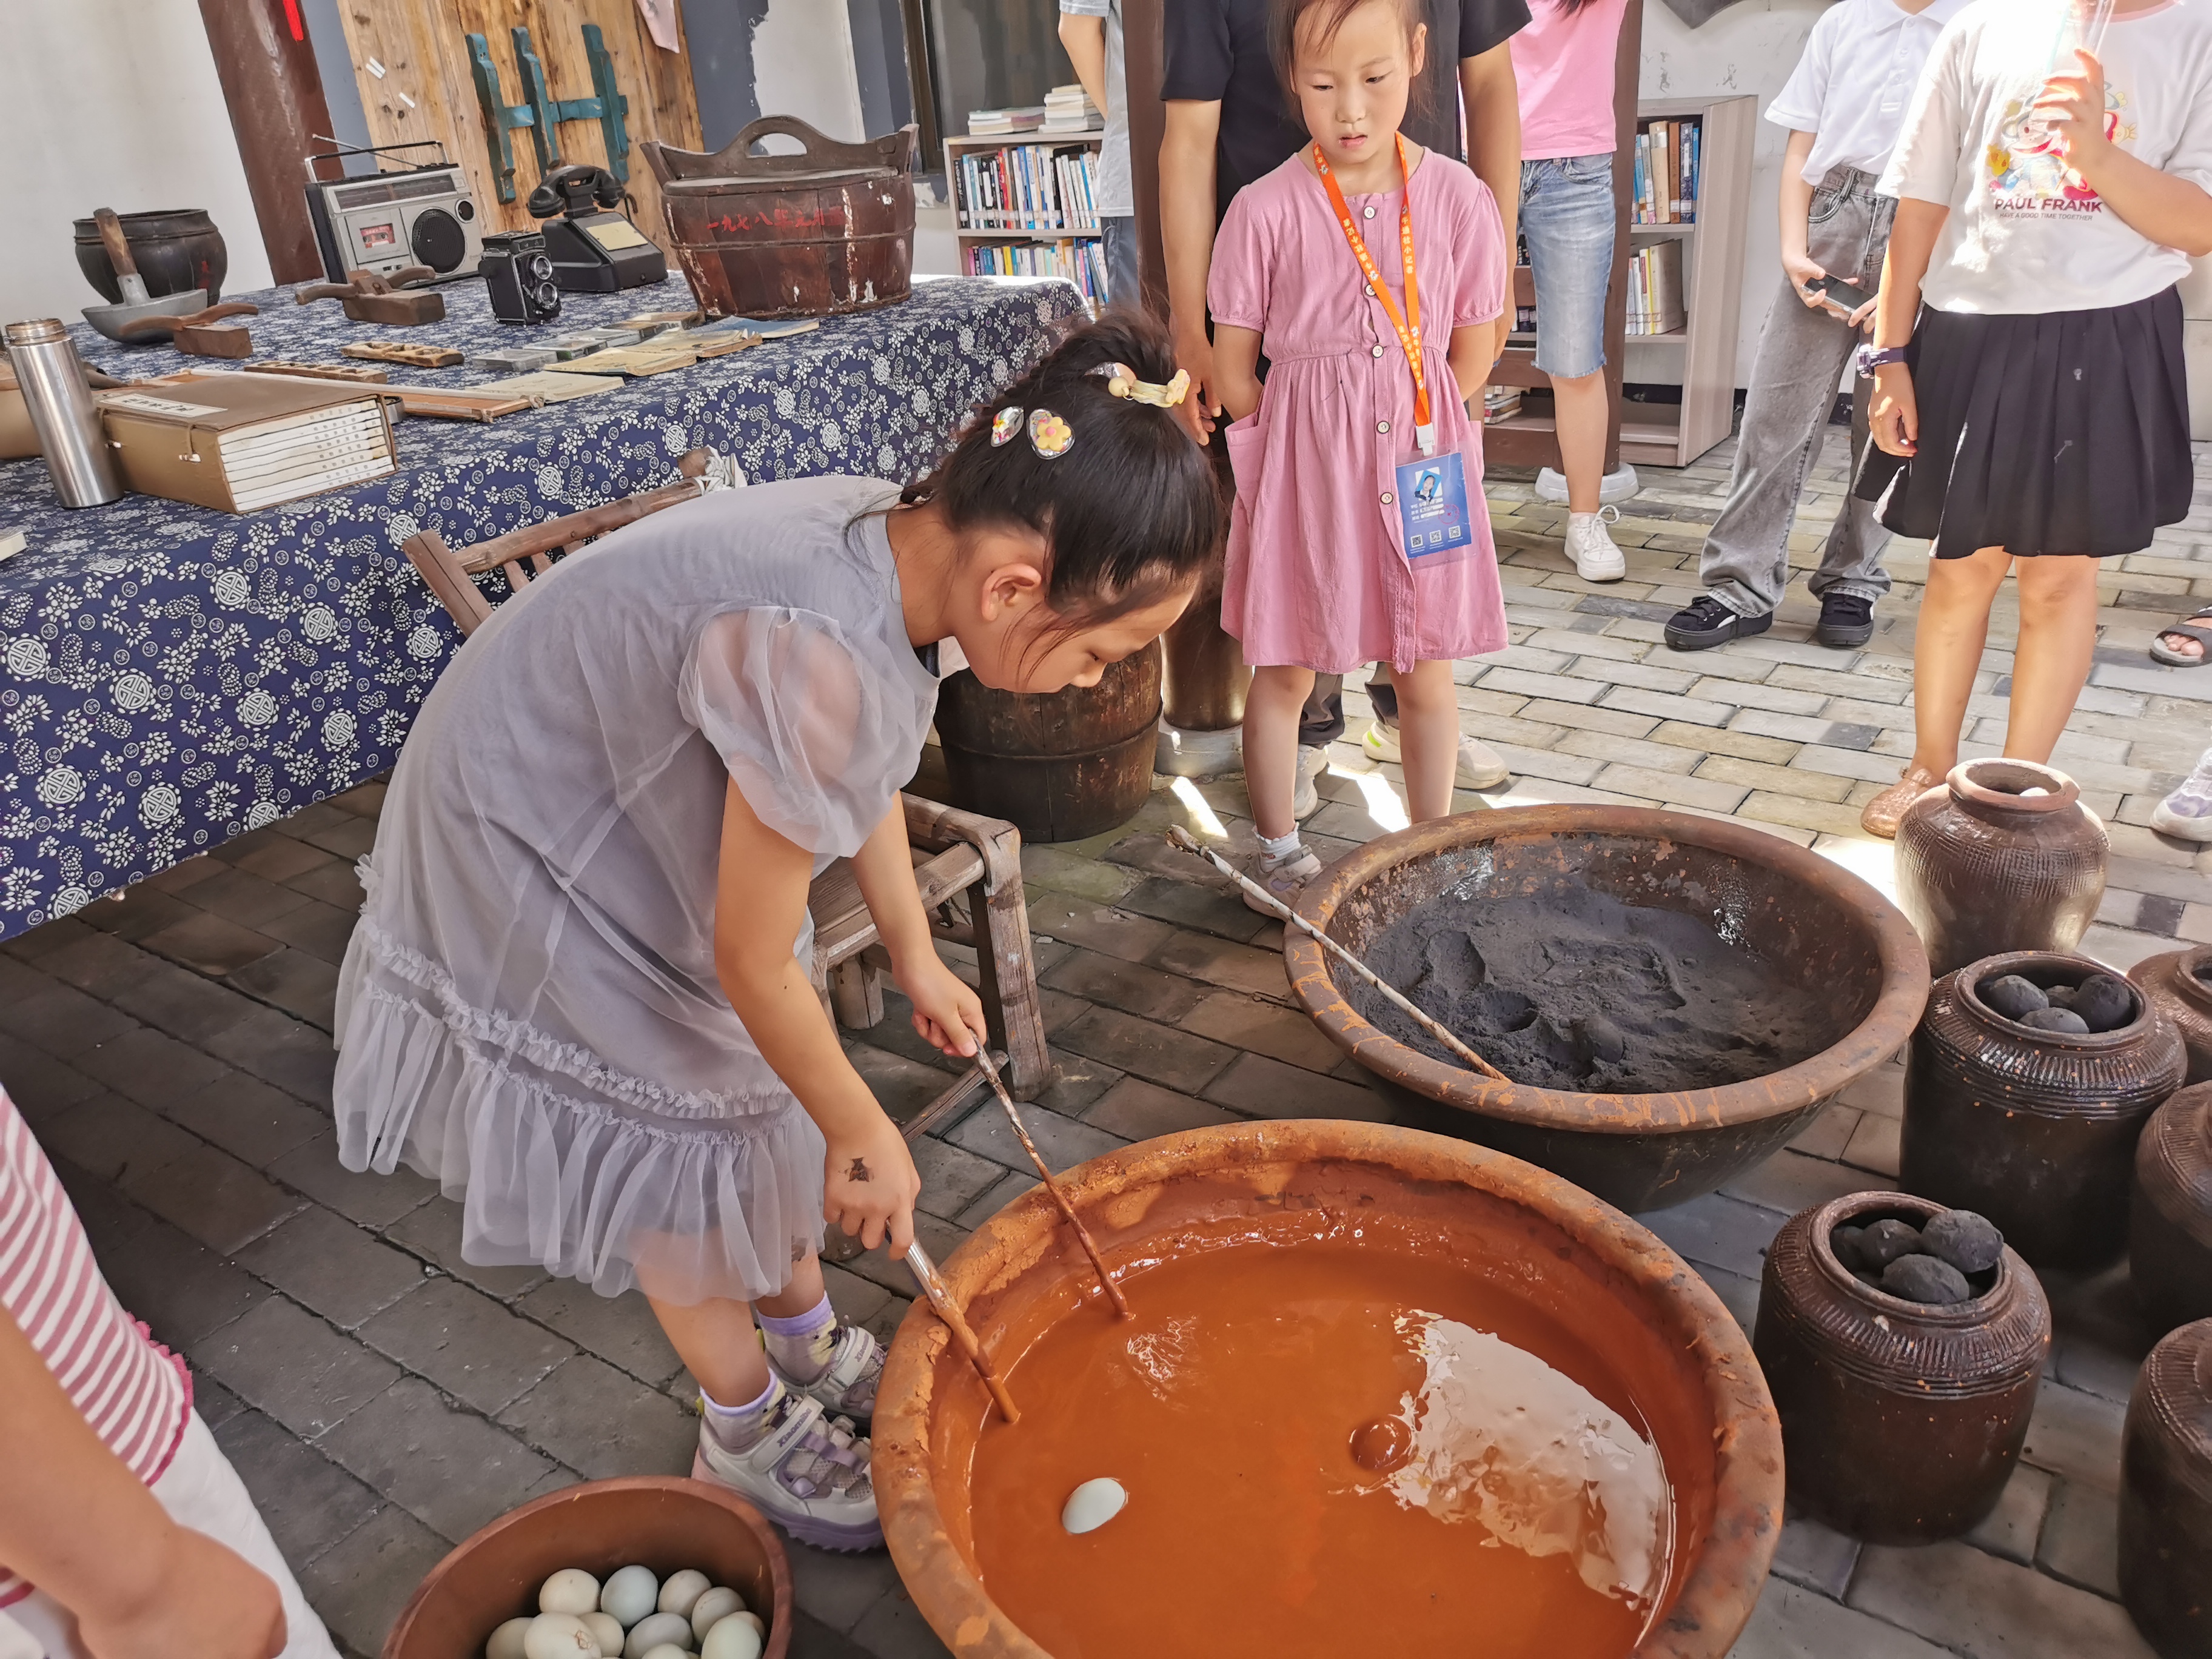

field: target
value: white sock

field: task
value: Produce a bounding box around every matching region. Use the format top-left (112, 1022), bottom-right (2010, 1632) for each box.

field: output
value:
top-left (759, 1294), bottom-right (837, 1384)
top-left (1259, 830), bottom-right (1303, 860)
top-left (700, 1374), bottom-right (782, 1451)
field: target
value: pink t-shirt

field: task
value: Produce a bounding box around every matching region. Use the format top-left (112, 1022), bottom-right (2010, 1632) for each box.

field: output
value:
top-left (1511, 0), bottom-right (1631, 160)
top-left (0, 1088), bottom-right (191, 1609)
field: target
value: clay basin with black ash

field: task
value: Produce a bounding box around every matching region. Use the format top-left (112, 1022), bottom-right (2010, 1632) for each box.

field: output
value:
top-left (874, 1121), bottom-right (1783, 1659)
top-left (1288, 806), bottom-right (1930, 1213)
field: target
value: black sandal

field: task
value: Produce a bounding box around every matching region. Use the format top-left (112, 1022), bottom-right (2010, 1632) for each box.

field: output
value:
top-left (2150, 606), bottom-right (2212, 668)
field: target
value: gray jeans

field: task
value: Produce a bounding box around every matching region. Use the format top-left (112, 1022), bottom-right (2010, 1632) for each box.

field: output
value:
top-left (1103, 216), bottom-right (1139, 309)
top-left (1700, 167), bottom-right (1895, 617)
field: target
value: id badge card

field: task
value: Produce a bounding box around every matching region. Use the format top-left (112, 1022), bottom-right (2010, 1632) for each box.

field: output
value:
top-left (1395, 450), bottom-right (1474, 565)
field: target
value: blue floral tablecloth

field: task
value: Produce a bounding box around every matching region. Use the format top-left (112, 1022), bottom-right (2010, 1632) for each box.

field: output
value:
top-left (0, 273), bottom-right (1085, 936)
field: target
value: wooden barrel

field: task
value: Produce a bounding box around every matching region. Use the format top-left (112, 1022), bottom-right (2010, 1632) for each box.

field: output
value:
top-left (934, 646), bottom-right (1161, 843)
top-left (642, 117), bottom-right (915, 319)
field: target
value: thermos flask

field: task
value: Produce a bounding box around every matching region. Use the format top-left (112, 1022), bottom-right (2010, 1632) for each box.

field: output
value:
top-left (4, 319), bottom-right (122, 508)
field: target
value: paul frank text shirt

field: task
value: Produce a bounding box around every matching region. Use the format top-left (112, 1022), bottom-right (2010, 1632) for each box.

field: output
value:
top-left (1880, 0), bottom-right (2212, 313)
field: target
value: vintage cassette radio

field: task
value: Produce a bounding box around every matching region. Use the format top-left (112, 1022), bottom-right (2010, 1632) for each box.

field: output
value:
top-left (304, 141), bottom-right (484, 284)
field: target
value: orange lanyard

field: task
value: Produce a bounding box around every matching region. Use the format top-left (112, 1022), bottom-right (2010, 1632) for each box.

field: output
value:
top-left (1313, 133), bottom-right (1434, 455)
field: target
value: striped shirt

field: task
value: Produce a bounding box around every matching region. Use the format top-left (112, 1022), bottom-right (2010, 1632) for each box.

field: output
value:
top-left (0, 1088), bottom-right (190, 1608)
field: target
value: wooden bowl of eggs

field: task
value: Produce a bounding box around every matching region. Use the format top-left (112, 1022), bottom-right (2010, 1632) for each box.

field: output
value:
top-left (381, 1476), bottom-right (789, 1659)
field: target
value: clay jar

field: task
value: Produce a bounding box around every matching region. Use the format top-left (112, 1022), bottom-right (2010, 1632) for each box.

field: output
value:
top-left (2134, 1084), bottom-right (2212, 1335)
top-left (1894, 759), bottom-right (2108, 978)
top-left (1754, 1190), bottom-right (2051, 1543)
top-left (2132, 946), bottom-right (2212, 1087)
top-left (2118, 1319), bottom-right (2212, 1659)
top-left (1904, 951), bottom-right (2188, 1268)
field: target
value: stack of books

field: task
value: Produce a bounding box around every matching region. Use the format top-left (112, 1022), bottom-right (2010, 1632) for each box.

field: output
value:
top-left (1479, 384), bottom-right (1523, 425)
top-left (1626, 239), bottom-right (1686, 336)
top-left (968, 107), bottom-right (1046, 136)
top-left (96, 375), bottom-right (395, 514)
top-left (965, 239), bottom-right (1110, 305)
top-left (1042, 84), bottom-right (1101, 132)
top-left (1633, 117), bottom-right (1700, 224)
top-left (953, 145), bottom-right (1101, 233)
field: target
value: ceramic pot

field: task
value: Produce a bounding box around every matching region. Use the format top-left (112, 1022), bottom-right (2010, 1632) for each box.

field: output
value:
top-left (2134, 1084), bottom-right (2212, 1335)
top-left (72, 209), bottom-right (227, 304)
top-left (1904, 951), bottom-right (2188, 1268)
top-left (1894, 759), bottom-right (2109, 978)
top-left (2133, 946), bottom-right (2212, 1087)
top-left (2119, 1319), bottom-right (2212, 1659)
top-left (876, 1121), bottom-right (1785, 1659)
top-left (1753, 1190), bottom-right (2050, 1543)
top-left (1285, 806), bottom-right (1929, 1213)
top-left (381, 1477), bottom-right (790, 1659)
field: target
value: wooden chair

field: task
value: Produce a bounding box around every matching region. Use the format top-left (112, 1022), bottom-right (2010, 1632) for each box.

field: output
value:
top-left (398, 457), bottom-right (1053, 1097)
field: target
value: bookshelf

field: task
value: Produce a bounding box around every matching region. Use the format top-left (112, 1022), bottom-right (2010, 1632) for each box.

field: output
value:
top-left (945, 131), bottom-right (1110, 309)
top-left (1485, 92), bottom-right (1756, 471)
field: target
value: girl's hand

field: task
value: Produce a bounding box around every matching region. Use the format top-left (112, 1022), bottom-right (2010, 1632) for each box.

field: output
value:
top-left (894, 949), bottom-right (986, 1059)
top-left (1848, 295), bottom-right (1880, 332)
top-left (1870, 363), bottom-right (1918, 457)
top-left (1171, 326), bottom-right (1221, 444)
top-left (1783, 250), bottom-right (1830, 311)
top-left (2037, 49), bottom-right (2114, 169)
top-left (823, 1107), bottom-right (922, 1254)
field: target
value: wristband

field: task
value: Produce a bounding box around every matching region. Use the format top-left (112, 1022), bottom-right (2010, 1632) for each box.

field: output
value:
top-left (1856, 344), bottom-right (1909, 378)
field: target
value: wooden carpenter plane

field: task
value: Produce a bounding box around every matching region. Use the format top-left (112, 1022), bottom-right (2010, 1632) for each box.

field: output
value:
top-left (295, 267), bottom-right (447, 326)
top-left (340, 341), bottom-right (464, 368)
top-left (116, 301), bottom-right (259, 357)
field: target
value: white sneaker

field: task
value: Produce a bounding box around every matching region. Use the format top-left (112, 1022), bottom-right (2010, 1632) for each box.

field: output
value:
top-left (769, 1321), bottom-right (884, 1428)
top-left (2151, 746), bottom-right (2212, 842)
top-left (1361, 721), bottom-right (1512, 790)
top-left (692, 1382), bottom-right (881, 1551)
top-left (1244, 843), bottom-right (1322, 914)
top-left (1535, 464), bottom-right (1639, 504)
top-left (1293, 743), bottom-right (1329, 820)
top-left (1565, 508), bottom-right (1626, 583)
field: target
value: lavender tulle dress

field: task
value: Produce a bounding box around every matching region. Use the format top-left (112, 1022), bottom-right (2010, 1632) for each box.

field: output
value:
top-left (333, 476), bottom-right (939, 1304)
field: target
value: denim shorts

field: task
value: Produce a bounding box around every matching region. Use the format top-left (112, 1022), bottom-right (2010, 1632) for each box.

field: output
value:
top-left (1519, 154), bottom-right (1617, 381)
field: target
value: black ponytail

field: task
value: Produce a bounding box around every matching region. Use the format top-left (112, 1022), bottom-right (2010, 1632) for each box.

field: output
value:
top-left (901, 307), bottom-right (1223, 630)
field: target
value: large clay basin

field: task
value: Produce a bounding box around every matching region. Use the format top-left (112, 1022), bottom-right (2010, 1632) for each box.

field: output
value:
top-left (874, 1121), bottom-right (1783, 1658)
top-left (1287, 807), bottom-right (1929, 1212)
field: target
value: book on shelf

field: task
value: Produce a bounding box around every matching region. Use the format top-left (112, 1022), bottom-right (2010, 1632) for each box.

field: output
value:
top-left (968, 106), bottom-right (1045, 135)
top-left (965, 237), bottom-right (1110, 306)
top-left (1625, 238), bottom-right (1686, 337)
top-left (1480, 384), bottom-right (1522, 424)
top-left (1042, 83), bottom-right (1101, 132)
top-left (95, 374), bottom-right (396, 514)
top-left (954, 142), bottom-right (1102, 235)
top-left (1631, 116), bottom-right (1701, 225)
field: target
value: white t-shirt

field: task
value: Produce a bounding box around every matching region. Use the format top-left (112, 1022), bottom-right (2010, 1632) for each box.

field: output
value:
top-left (1766, 0), bottom-right (1974, 181)
top-left (1879, 0), bottom-right (2212, 313)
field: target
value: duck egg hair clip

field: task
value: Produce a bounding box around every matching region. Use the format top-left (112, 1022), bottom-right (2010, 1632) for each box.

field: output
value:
top-left (1027, 409), bottom-right (1074, 458)
top-left (990, 406), bottom-right (1024, 446)
top-left (1089, 361), bottom-right (1191, 408)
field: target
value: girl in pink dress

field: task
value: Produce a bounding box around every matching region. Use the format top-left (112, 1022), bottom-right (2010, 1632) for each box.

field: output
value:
top-left (1208, 0), bottom-right (1510, 908)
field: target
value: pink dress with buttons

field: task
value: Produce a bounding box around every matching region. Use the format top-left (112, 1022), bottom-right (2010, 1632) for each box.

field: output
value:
top-left (1209, 149), bottom-right (1509, 672)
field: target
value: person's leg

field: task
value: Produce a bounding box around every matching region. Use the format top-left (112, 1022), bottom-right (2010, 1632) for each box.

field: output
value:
top-left (1862, 545), bottom-right (2011, 836)
top-left (1908, 546), bottom-right (2013, 777)
top-left (1551, 369), bottom-right (1611, 515)
top-left (1243, 665), bottom-right (1316, 843)
top-left (649, 1285), bottom-right (778, 1406)
top-left (1681, 272), bottom-right (1857, 624)
top-left (1524, 156), bottom-right (1624, 580)
top-left (1392, 660), bottom-right (1463, 822)
top-left (2002, 555), bottom-right (2100, 764)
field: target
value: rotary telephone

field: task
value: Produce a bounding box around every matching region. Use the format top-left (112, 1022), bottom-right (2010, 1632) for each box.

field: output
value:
top-left (525, 164), bottom-right (667, 292)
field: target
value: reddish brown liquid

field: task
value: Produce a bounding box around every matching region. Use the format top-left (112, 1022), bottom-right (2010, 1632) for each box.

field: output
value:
top-left (969, 1239), bottom-right (1672, 1658)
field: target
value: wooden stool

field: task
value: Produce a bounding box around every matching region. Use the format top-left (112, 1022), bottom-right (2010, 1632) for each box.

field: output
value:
top-left (398, 458), bottom-right (1051, 1096)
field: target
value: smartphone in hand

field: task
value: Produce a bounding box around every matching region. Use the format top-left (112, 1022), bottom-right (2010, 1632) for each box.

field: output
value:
top-left (1806, 274), bottom-right (1876, 313)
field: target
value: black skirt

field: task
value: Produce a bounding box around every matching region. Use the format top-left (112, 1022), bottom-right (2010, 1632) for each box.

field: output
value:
top-left (1853, 286), bottom-right (2191, 558)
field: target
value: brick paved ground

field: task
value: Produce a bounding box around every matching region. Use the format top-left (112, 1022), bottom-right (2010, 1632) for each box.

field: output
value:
top-left (2, 424), bottom-right (2207, 1658)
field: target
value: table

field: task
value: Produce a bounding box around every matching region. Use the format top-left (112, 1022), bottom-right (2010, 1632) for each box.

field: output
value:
top-left (0, 273), bottom-right (1086, 938)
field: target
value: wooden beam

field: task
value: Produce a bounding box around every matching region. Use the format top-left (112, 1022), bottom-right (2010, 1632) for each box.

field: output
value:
top-left (1124, 0), bottom-right (1165, 317)
top-left (197, 0), bottom-right (339, 284)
